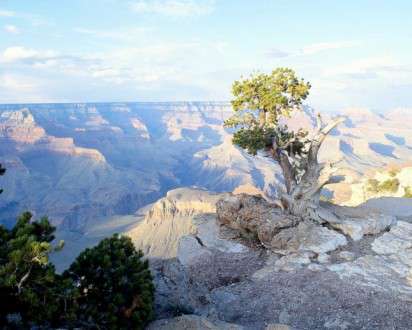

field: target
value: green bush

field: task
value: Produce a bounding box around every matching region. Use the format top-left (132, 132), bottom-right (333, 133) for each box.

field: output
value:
top-left (388, 169), bottom-right (399, 177)
top-left (366, 179), bottom-right (380, 193)
top-left (378, 178), bottom-right (400, 193)
top-left (367, 178), bottom-right (399, 193)
top-left (0, 214), bottom-right (154, 329)
top-left (64, 234), bottom-right (155, 329)
top-left (404, 186), bottom-right (412, 198)
top-left (0, 212), bottom-right (64, 328)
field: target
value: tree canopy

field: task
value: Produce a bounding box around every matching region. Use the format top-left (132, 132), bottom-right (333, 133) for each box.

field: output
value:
top-left (64, 234), bottom-right (154, 329)
top-left (0, 212), bottom-right (64, 327)
top-left (225, 68), bottom-right (311, 155)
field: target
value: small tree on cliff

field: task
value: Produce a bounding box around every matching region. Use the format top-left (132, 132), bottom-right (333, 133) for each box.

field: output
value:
top-left (64, 234), bottom-right (154, 329)
top-left (225, 68), bottom-right (344, 221)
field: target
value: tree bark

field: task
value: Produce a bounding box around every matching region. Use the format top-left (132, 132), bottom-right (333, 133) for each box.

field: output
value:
top-left (272, 116), bottom-right (345, 222)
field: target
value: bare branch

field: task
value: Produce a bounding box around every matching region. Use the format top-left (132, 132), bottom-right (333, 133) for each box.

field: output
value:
top-left (316, 116), bottom-right (345, 144)
top-left (17, 265), bottom-right (33, 294)
top-left (307, 116), bottom-right (345, 165)
top-left (316, 112), bottom-right (323, 130)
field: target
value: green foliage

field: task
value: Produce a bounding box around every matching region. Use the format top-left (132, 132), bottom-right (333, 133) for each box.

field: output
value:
top-left (367, 178), bottom-right (400, 193)
top-left (64, 234), bottom-right (154, 329)
top-left (225, 68), bottom-right (311, 157)
top-left (366, 179), bottom-right (380, 193)
top-left (0, 213), bottom-right (154, 329)
top-left (388, 169), bottom-right (399, 177)
top-left (403, 186), bottom-right (412, 198)
top-left (0, 212), bottom-right (65, 327)
top-left (230, 68), bottom-right (311, 120)
top-left (379, 178), bottom-right (400, 193)
top-left (0, 163), bottom-right (5, 195)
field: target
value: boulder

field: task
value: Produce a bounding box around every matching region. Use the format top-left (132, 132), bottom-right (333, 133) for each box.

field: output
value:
top-left (327, 214), bottom-right (396, 241)
top-left (371, 221), bottom-right (412, 257)
top-left (216, 194), bottom-right (300, 248)
top-left (217, 194), bottom-right (347, 255)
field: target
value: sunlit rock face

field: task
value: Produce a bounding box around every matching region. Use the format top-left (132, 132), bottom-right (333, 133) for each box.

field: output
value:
top-left (1, 102), bottom-right (412, 230)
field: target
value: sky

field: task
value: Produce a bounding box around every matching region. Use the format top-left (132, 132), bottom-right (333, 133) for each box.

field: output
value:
top-left (0, 0), bottom-right (412, 112)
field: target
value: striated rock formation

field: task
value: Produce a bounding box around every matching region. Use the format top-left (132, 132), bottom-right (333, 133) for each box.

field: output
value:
top-left (0, 102), bottom-right (283, 230)
top-left (127, 188), bottom-right (223, 259)
top-left (2, 102), bottom-right (412, 231)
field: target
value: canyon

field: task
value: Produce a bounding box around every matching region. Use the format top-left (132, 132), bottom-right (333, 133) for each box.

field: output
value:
top-left (1, 102), bottom-right (412, 232)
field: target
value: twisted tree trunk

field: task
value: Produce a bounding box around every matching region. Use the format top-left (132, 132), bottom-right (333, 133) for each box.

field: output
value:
top-left (270, 116), bottom-right (345, 222)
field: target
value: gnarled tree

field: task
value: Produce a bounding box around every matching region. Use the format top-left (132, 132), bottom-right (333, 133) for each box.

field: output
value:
top-left (225, 68), bottom-right (344, 222)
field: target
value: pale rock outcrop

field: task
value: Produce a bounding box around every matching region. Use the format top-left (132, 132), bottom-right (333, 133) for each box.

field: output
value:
top-left (274, 251), bottom-right (315, 272)
top-left (177, 235), bottom-right (214, 267)
top-left (272, 221), bottom-right (347, 254)
top-left (325, 213), bottom-right (396, 241)
top-left (127, 188), bottom-right (224, 259)
top-left (329, 221), bottom-right (412, 300)
top-left (177, 213), bottom-right (250, 267)
top-left (371, 220), bottom-right (412, 256)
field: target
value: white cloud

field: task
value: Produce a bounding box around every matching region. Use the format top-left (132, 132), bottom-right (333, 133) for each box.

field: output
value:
top-left (74, 26), bottom-right (149, 41)
top-left (130, 0), bottom-right (215, 17)
top-left (267, 41), bottom-right (359, 58)
top-left (323, 56), bottom-right (397, 77)
top-left (0, 73), bottom-right (61, 103)
top-left (0, 74), bottom-right (36, 92)
top-left (0, 46), bottom-right (100, 71)
top-left (0, 40), bottom-right (226, 88)
top-left (1, 46), bottom-right (57, 63)
top-left (0, 9), bottom-right (15, 17)
top-left (4, 25), bottom-right (20, 34)
top-left (301, 41), bottom-right (359, 55)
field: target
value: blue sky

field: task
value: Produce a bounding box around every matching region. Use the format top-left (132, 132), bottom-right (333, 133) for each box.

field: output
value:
top-left (0, 0), bottom-right (412, 112)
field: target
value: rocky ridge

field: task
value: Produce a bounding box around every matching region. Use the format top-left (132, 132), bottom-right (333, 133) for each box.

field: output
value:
top-left (141, 188), bottom-right (412, 329)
